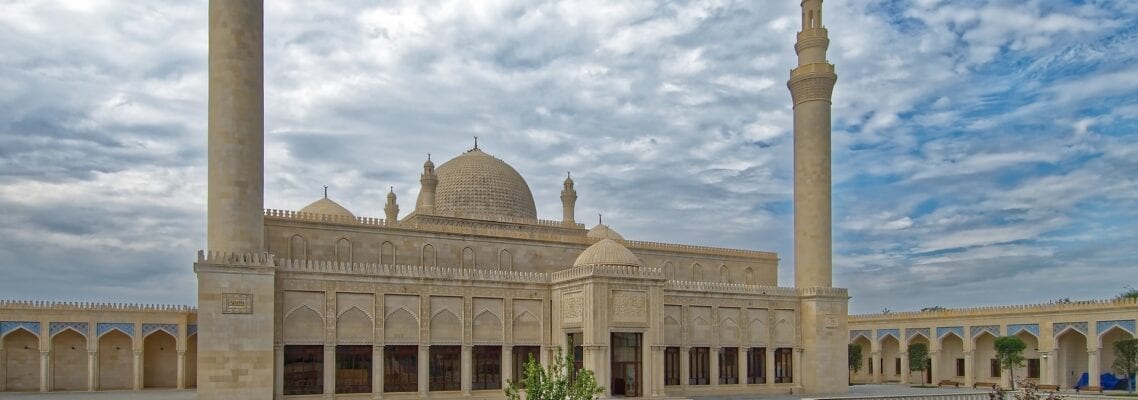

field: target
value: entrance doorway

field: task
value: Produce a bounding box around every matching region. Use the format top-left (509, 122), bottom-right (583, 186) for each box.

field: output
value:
top-left (611, 332), bottom-right (642, 397)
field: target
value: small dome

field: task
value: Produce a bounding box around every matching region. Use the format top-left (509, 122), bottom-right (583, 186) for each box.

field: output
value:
top-left (574, 239), bottom-right (642, 268)
top-left (433, 148), bottom-right (537, 219)
top-left (300, 197), bottom-right (355, 219)
top-left (587, 224), bottom-right (624, 241)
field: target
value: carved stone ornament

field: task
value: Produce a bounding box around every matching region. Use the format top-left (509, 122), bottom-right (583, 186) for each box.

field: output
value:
top-left (222, 293), bottom-right (253, 314)
top-left (562, 292), bottom-right (583, 322)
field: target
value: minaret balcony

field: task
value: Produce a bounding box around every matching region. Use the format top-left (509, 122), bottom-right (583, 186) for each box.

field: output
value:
top-left (796, 27), bottom-right (828, 42)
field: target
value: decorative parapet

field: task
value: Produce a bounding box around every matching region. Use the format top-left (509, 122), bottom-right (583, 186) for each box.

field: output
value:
top-left (265, 209), bottom-right (386, 226)
top-left (621, 239), bottom-right (778, 260)
top-left (550, 265), bottom-right (664, 283)
top-left (798, 286), bottom-right (849, 298)
top-left (0, 300), bottom-right (195, 312)
top-left (196, 250), bottom-right (275, 267)
top-left (279, 258), bottom-right (549, 284)
top-left (850, 297), bottom-right (1138, 321)
top-left (664, 281), bottom-right (798, 297)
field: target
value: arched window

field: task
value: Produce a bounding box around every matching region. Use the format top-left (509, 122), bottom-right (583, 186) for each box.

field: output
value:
top-left (462, 247), bottom-right (475, 269)
top-left (663, 261), bottom-right (674, 280)
top-left (693, 263), bottom-right (703, 281)
top-left (720, 265), bottom-right (730, 283)
top-left (289, 234), bottom-right (306, 260)
top-left (745, 267), bottom-right (755, 285)
top-left (381, 241), bottom-right (396, 265)
top-left (498, 250), bottom-right (512, 271)
top-left (422, 244), bottom-right (436, 267)
top-left (335, 238), bottom-right (352, 264)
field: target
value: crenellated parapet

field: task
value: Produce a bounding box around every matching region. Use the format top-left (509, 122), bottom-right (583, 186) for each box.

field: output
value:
top-left (664, 280), bottom-right (799, 297)
top-left (798, 286), bottom-right (849, 298)
top-left (279, 258), bottom-right (549, 284)
top-left (266, 209), bottom-right (387, 226)
top-left (550, 265), bottom-right (664, 283)
top-left (849, 297), bottom-right (1138, 321)
top-left (196, 249), bottom-right (275, 267)
top-left (0, 300), bottom-right (196, 312)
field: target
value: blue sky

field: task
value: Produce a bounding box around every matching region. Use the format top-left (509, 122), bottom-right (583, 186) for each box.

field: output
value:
top-left (0, 0), bottom-right (1135, 314)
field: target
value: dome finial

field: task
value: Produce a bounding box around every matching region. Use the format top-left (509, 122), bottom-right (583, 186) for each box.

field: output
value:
top-left (473, 136), bottom-right (479, 150)
top-left (599, 213), bottom-right (603, 225)
top-left (427, 153), bottom-right (431, 161)
top-left (323, 185), bottom-right (328, 198)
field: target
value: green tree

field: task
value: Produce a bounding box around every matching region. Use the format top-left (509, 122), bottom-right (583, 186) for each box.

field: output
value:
top-left (849, 343), bottom-right (864, 382)
top-left (994, 336), bottom-right (1027, 390)
top-left (920, 306), bottom-right (945, 312)
top-left (505, 346), bottom-right (603, 400)
top-left (908, 342), bottom-right (930, 384)
top-left (1113, 338), bottom-right (1138, 393)
top-left (1118, 286), bottom-right (1138, 301)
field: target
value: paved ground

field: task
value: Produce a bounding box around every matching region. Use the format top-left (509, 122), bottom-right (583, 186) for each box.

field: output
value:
top-left (0, 385), bottom-right (992, 400)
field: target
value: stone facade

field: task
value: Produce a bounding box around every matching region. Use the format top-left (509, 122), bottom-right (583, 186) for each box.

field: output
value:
top-left (848, 299), bottom-right (1138, 390)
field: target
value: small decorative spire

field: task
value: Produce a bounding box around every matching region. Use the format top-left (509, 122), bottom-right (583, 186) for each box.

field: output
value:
top-left (599, 214), bottom-right (603, 225)
top-left (473, 136), bottom-right (479, 150)
top-left (323, 185), bottom-right (328, 198)
top-left (390, 186), bottom-right (394, 193)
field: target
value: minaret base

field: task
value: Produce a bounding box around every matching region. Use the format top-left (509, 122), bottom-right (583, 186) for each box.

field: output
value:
top-left (798, 288), bottom-right (849, 394)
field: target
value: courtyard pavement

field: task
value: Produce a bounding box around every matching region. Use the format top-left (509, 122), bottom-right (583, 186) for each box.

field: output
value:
top-left (0, 385), bottom-right (993, 400)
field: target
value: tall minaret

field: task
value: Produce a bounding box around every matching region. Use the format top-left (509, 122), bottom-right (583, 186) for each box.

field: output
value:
top-left (561, 172), bottom-right (577, 226)
top-left (416, 155), bottom-right (438, 214)
top-left (788, 0), bottom-right (836, 289)
top-left (385, 187), bottom-right (400, 222)
top-left (197, 2), bottom-right (275, 399)
top-left (207, 0), bottom-right (264, 254)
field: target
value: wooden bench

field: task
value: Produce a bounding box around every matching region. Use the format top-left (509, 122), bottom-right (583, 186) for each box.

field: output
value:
top-left (1036, 384), bottom-right (1060, 392)
top-left (972, 382), bottom-right (1000, 389)
top-left (1076, 386), bottom-right (1103, 393)
top-left (937, 380), bottom-right (961, 388)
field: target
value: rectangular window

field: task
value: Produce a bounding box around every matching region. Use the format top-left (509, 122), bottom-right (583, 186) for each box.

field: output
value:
top-left (512, 346), bottom-right (541, 387)
top-left (719, 347), bottom-right (738, 384)
top-left (689, 347), bottom-right (710, 385)
top-left (384, 345), bottom-right (417, 393)
top-left (991, 359), bottom-right (1001, 378)
top-left (665, 347), bottom-right (681, 386)
top-left (1028, 358), bottom-right (1040, 379)
top-left (747, 347), bottom-right (766, 384)
top-left (472, 346), bottom-right (501, 390)
top-left (774, 348), bottom-right (793, 383)
top-left (336, 345), bottom-right (372, 394)
top-left (430, 346), bottom-right (461, 391)
top-left (284, 345), bottom-right (323, 395)
top-left (956, 359), bottom-right (965, 377)
top-left (568, 333), bottom-right (583, 383)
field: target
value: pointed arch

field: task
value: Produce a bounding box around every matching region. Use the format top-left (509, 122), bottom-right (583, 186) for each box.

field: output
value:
top-left (52, 328), bottom-right (87, 390)
top-left (513, 311), bottom-right (541, 344)
top-left (289, 234), bottom-right (307, 260)
top-left (337, 307), bottom-right (373, 343)
top-left (4, 328), bottom-right (40, 390)
top-left (664, 315), bottom-right (681, 345)
top-left (498, 249), bottom-right (512, 271)
top-left (719, 316), bottom-right (740, 345)
top-left (384, 307), bottom-right (419, 343)
top-left (472, 309), bottom-right (503, 343)
top-left (663, 261), bottom-right (674, 280)
top-left (283, 305), bottom-right (325, 344)
top-left (335, 237), bottom-right (352, 263)
top-left (430, 309), bottom-right (462, 343)
top-left (381, 241), bottom-right (396, 265)
top-left (744, 267), bottom-right (755, 285)
top-left (692, 263), bottom-right (703, 281)
top-left (98, 329), bottom-right (133, 389)
top-left (719, 265), bottom-right (730, 283)
top-left (143, 330), bottom-right (177, 388)
top-left (462, 247), bottom-right (475, 269)
top-left (422, 244), bottom-right (436, 267)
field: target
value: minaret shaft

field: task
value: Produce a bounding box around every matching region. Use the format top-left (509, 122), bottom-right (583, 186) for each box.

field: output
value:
top-left (207, 0), bottom-right (264, 253)
top-left (789, 0), bottom-right (836, 289)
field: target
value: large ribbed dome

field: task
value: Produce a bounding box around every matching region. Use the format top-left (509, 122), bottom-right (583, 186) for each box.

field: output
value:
top-left (573, 239), bottom-right (642, 268)
top-left (434, 148), bottom-right (537, 219)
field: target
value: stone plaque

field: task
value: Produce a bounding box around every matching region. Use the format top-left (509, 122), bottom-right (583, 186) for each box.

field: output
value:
top-left (824, 314), bottom-right (837, 329)
top-left (223, 293), bottom-right (253, 314)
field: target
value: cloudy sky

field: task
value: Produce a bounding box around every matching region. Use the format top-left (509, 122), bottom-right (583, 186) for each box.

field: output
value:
top-left (1, 0), bottom-right (1136, 314)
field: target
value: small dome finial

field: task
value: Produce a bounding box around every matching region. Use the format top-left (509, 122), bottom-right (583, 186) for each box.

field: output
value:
top-left (474, 136), bottom-right (479, 150)
top-left (599, 213), bottom-right (603, 225)
top-left (389, 186), bottom-right (395, 194)
top-left (323, 185), bottom-right (328, 198)
top-left (427, 153), bottom-right (431, 161)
